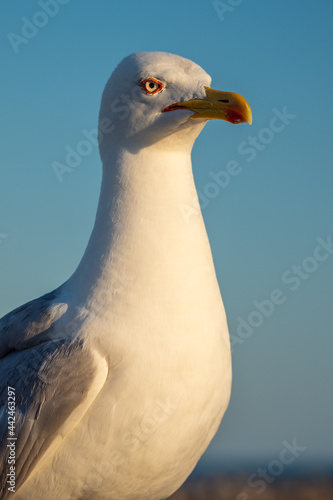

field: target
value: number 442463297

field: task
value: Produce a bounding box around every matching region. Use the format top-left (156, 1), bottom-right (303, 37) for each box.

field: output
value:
top-left (7, 387), bottom-right (16, 437)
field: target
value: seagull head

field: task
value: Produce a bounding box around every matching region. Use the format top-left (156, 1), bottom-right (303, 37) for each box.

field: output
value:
top-left (99, 51), bottom-right (252, 157)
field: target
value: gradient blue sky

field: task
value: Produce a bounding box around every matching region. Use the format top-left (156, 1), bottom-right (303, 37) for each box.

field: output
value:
top-left (1, 0), bottom-right (332, 473)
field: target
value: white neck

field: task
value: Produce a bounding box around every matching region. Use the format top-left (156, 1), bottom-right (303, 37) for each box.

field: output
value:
top-left (67, 142), bottom-right (221, 319)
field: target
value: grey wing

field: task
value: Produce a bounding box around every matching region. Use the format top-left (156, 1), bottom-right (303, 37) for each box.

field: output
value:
top-left (0, 292), bottom-right (107, 498)
top-left (0, 289), bottom-right (68, 358)
top-left (0, 338), bottom-right (101, 499)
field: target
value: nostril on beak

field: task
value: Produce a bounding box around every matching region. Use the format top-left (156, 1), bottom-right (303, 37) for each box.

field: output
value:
top-left (218, 99), bottom-right (229, 103)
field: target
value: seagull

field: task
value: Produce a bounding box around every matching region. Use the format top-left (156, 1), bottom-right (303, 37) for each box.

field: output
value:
top-left (0, 52), bottom-right (252, 500)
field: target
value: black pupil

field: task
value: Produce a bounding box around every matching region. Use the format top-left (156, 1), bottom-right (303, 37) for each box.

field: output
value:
top-left (149, 82), bottom-right (156, 89)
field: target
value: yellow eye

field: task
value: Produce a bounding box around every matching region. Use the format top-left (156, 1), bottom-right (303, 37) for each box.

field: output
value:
top-left (141, 78), bottom-right (163, 95)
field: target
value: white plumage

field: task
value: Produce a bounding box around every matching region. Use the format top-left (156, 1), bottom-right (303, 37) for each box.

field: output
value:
top-left (0, 51), bottom-right (252, 499)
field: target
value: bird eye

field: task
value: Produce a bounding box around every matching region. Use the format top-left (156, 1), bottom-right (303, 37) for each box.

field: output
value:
top-left (141, 78), bottom-right (164, 95)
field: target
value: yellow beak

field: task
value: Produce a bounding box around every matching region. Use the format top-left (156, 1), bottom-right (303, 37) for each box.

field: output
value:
top-left (162, 86), bottom-right (252, 125)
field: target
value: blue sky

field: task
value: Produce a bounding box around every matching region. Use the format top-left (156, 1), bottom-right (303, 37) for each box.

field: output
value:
top-left (1, 0), bottom-right (332, 474)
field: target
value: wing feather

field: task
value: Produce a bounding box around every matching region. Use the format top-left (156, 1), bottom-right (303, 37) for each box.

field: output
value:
top-left (0, 291), bottom-right (107, 499)
top-left (0, 338), bottom-right (101, 498)
top-left (0, 289), bottom-right (68, 358)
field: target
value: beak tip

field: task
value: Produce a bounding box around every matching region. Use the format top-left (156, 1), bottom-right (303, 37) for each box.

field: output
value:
top-left (247, 108), bottom-right (253, 125)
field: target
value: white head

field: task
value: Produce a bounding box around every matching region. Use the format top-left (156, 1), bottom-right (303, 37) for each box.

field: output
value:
top-left (98, 51), bottom-right (252, 159)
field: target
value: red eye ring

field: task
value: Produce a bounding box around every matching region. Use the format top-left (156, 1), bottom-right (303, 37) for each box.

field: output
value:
top-left (141, 78), bottom-right (164, 95)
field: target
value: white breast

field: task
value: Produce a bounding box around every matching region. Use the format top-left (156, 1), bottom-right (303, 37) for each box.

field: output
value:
top-left (15, 141), bottom-right (232, 500)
